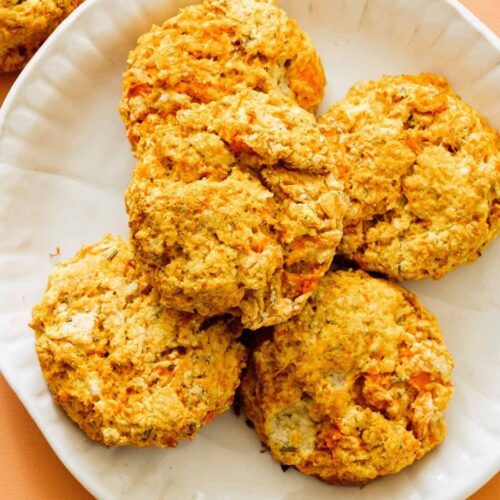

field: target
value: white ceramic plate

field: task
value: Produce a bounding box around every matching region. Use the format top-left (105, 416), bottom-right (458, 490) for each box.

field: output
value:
top-left (0, 0), bottom-right (499, 498)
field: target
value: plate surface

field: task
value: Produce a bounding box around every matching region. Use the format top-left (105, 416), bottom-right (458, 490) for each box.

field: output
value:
top-left (0, 0), bottom-right (499, 498)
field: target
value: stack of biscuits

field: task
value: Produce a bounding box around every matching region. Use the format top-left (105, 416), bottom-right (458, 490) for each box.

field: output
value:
top-left (31, 0), bottom-right (499, 486)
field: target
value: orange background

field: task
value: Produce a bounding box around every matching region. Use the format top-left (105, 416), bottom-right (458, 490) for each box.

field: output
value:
top-left (0, 1), bottom-right (499, 498)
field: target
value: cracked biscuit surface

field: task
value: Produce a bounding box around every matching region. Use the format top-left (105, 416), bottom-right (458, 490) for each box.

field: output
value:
top-left (120, 0), bottom-right (326, 152)
top-left (126, 90), bottom-right (346, 329)
top-left (0, 0), bottom-right (84, 73)
top-left (240, 269), bottom-right (454, 485)
top-left (31, 235), bottom-right (246, 447)
top-left (319, 74), bottom-right (500, 280)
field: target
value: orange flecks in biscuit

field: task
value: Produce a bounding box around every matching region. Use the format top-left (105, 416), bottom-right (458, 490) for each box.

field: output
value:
top-left (240, 270), bottom-right (454, 485)
top-left (319, 73), bottom-right (500, 280)
top-left (120, 0), bottom-right (326, 153)
top-left (31, 235), bottom-right (246, 448)
top-left (126, 90), bottom-right (346, 329)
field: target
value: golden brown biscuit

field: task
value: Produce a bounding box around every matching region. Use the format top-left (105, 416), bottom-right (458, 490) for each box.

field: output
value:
top-left (240, 269), bottom-right (454, 485)
top-left (120, 0), bottom-right (326, 151)
top-left (126, 90), bottom-right (346, 329)
top-left (31, 235), bottom-right (246, 447)
top-left (319, 74), bottom-right (500, 280)
top-left (0, 0), bottom-right (84, 73)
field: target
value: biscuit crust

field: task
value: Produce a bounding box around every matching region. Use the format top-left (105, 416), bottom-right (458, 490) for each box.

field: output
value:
top-left (319, 74), bottom-right (500, 280)
top-left (0, 0), bottom-right (84, 73)
top-left (31, 235), bottom-right (246, 447)
top-left (120, 0), bottom-right (326, 151)
top-left (241, 269), bottom-right (454, 485)
top-left (126, 90), bottom-right (346, 329)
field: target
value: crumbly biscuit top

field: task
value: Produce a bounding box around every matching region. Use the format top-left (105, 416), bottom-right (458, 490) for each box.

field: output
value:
top-left (241, 269), bottom-right (453, 484)
top-left (319, 74), bottom-right (500, 280)
top-left (120, 0), bottom-right (326, 150)
top-left (31, 235), bottom-right (246, 447)
top-left (126, 90), bottom-right (346, 329)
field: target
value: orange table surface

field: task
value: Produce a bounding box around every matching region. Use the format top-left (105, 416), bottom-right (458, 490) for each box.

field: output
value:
top-left (1, 1), bottom-right (499, 499)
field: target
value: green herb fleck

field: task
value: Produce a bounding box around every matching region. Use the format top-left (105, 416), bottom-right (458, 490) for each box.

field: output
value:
top-left (280, 446), bottom-right (297, 453)
top-left (243, 35), bottom-right (255, 46)
top-left (49, 246), bottom-right (61, 258)
top-left (406, 115), bottom-right (415, 128)
top-left (107, 250), bottom-right (118, 261)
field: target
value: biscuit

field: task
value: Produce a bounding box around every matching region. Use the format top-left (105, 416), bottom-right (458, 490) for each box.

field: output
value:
top-left (0, 0), bottom-right (84, 73)
top-left (126, 90), bottom-right (346, 329)
top-left (319, 74), bottom-right (500, 280)
top-left (31, 235), bottom-right (246, 447)
top-left (240, 269), bottom-right (454, 485)
top-left (120, 0), bottom-right (326, 152)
